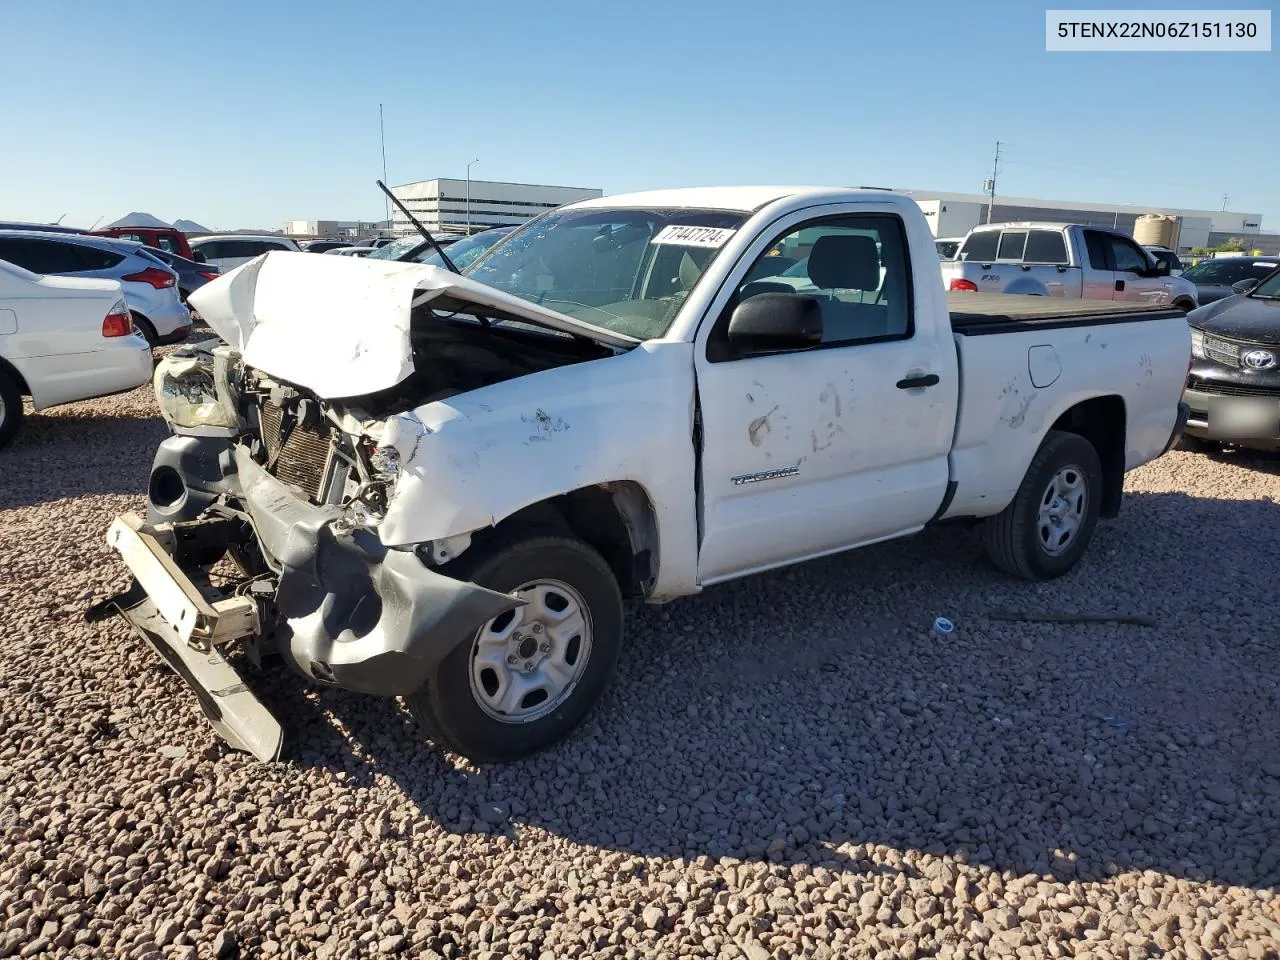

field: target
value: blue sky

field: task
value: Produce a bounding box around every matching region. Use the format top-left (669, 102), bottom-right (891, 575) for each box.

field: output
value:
top-left (0, 0), bottom-right (1274, 230)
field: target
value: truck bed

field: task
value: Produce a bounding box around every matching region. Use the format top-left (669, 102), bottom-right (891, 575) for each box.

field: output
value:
top-left (949, 292), bottom-right (1184, 335)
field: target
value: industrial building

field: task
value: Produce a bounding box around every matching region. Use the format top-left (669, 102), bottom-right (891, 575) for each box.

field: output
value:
top-left (281, 219), bottom-right (389, 240)
top-left (388, 179), bottom-right (603, 237)
top-left (901, 189), bottom-right (1272, 254)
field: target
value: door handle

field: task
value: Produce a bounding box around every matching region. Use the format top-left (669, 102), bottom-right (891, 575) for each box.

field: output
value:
top-left (1114, 279), bottom-right (1125, 292)
top-left (896, 373), bottom-right (940, 390)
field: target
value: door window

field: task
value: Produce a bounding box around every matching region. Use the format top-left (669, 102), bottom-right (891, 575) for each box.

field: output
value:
top-left (1107, 236), bottom-right (1149, 273)
top-left (714, 215), bottom-right (911, 357)
top-left (192, 241), bottom-right (224, 259)
top-left (0, 238), bottom-right (87, 274)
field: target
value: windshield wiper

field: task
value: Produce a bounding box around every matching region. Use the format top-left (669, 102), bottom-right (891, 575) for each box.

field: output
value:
top-left (376, 179), bottom-right (460, 273)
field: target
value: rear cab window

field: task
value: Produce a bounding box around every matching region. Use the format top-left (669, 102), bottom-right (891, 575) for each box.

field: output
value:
top-left (1024, 230), bottom-right (1068, 264)
top-left (995, 231), bottom-right (1027, 261)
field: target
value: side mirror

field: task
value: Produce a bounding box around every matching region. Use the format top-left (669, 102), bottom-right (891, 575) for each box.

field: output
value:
top-left (727, 293), bottom-right (823, 356)
top-left (1149, 259), bottom-right (1172, 277)
top-left (1231, 278), bottom-right (1260, 295)
top-left (191, 251), bottom-right (206, 263)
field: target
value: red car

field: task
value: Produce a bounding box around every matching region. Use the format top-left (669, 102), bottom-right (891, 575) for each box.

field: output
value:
top-left (91, 226), bottom-right (194, 260)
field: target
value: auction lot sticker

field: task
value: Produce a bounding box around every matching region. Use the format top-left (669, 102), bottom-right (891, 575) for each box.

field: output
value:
top-left (1046, 10), bottom-right (1271, 51)
top-left (652, 225), bottom-right (737, 248)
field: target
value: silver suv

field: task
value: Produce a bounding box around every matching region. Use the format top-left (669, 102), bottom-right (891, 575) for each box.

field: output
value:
top-left (0, 231), bottom-right (191, 345)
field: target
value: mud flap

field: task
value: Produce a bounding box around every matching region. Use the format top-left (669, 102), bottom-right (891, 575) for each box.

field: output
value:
top-left (87, 586), bottom-right (284, 762)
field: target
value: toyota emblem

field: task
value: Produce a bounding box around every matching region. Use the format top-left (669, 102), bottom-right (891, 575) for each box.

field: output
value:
top-left (1243, 349), bottom-right (1277, 370)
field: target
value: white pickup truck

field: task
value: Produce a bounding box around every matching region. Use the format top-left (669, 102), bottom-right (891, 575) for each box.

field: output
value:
top-left (941, 222), bottom-right (1200, 311)
top-left (90, 187), bottom-right (1191, 763)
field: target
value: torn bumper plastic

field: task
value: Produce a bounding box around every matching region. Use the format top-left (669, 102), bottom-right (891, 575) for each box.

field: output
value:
top-left (90, 443), bottom-right (521, 760)
top-left (230, 446), bottom-right (519, 695)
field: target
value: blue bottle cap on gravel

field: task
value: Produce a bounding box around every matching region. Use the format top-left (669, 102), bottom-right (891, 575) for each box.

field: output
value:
top-left (933, 616), bottom-right (955, 636)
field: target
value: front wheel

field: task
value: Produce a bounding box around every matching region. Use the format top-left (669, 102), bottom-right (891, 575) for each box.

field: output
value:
top-left (982, 430), bottom-right (1103, 581)
top-left (406, 534), bottom-right (623, 762)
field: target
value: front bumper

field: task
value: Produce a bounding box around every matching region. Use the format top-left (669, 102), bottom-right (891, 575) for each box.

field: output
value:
top-left (89, 438), bottom-right (520, 759)
top-left (1183, 385), bottom-right (1280, 450)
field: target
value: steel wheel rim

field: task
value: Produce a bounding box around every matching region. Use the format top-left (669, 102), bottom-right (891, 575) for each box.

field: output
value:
top-left (1037, 464), bottom-right (1087, 557)
top-left (469, 578), bottom-right (593, 724)
top-left (0, 393), bottom-right (6, 427)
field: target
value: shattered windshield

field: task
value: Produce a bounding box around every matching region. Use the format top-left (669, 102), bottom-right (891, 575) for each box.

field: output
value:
top-left (367, 236), bottom-right (430, 260)
top-left (463, 208), bottom-right (746, 340)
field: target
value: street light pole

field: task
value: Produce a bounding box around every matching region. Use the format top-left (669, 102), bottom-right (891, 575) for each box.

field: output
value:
top-left (466, 158), bottom-right (479, 234)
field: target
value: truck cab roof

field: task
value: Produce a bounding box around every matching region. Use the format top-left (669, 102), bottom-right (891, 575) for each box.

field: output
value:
top-left (569, 186), bottom-right (918, 215)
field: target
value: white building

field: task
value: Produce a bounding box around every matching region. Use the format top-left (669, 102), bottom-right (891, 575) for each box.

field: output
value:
top-left (282, 219), bottom-right (389, 239)
top-left (388, 179), bottom-right (603, 236)
top-left (901, 189), bottom-right (1265, 253)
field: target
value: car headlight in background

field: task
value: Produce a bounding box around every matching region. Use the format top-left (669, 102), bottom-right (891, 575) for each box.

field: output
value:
top-left (153, 349), bottom-right (242, 433)
top-left (1190, 327), bottom-right (1204, 360)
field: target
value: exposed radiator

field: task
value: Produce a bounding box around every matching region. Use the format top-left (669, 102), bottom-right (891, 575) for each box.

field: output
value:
top-left (259, 401), bottom-right (333, 503)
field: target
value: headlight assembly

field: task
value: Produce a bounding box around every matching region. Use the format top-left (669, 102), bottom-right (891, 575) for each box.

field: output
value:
top-left (153, 347), bottom-right (243, 434)
top-left (1190, 327), bottom-right (1205, 359)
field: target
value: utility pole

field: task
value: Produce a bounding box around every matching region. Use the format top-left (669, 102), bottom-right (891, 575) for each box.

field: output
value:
top-left (379, 104), bottom-right (389, 234)
top-left (1221, 193), bottom-right (1230, 211)
top-left (984, 141), bottom-right (1001, 225)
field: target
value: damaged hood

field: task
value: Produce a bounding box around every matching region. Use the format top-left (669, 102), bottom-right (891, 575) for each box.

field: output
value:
top-left (188, 251), bottom-right (637, 398)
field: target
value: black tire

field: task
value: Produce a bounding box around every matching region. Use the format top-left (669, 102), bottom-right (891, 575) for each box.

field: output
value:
top-left (1174, 299), bottom-right (1196, 313)
top-left (131, 312), bottom-right (158, 348)
top-left (982, 429), bottom-right (1103, 581)
top-left (0, 368), bottom-right (23, 450)
top-left (406, 534), bottom-right (623, 762)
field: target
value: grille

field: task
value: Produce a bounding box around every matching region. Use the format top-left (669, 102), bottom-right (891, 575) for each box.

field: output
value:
top-left (1204, 335), bottom-right (1241, 368)
top-left (1186, 376), bottom-right (1280, 399)
top-left (258, 401), bottom-right (333, 502)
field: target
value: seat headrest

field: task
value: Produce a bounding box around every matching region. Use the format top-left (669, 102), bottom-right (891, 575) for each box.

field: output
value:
top-left (740, 280), bottom-right (799, 300)
top-left (807, 235), bottom-right (880, 290)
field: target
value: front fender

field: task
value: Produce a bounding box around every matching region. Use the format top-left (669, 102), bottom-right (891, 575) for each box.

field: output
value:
top-left (377, 341), bottom-right (700, 599)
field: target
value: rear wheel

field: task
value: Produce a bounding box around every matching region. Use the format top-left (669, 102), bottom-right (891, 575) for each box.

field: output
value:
top-left (131, 312), bottom-right (158, 348)
top-left (406, 534), bottom-right (623, 762)
top-left (1174, 298), bottom-right (1196, 312)
top-left (0, 368), bottom-right (23, 450)
top-left (983, 430), bottom-right (1103, 581)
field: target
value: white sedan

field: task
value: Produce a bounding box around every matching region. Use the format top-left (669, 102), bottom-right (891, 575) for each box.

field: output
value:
top-left (0, 258), bottom-right (152, 449)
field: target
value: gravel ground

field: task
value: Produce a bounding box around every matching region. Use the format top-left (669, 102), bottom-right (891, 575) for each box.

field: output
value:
top-left (2, 383), bottom-right (1280, 960)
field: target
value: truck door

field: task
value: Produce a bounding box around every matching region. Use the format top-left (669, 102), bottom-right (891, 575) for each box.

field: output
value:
top-left (1105, 234), bottom-right (1169, 305)
top-left (1081, 230), bottom-right (1119, 301)
top-left (693, 209), bottom-right (956, 584)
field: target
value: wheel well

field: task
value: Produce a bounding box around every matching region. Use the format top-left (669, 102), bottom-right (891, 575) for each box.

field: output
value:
top-left (1051, 395), bottom-right (1125, 518)
top-left (0, 356), bottom-right (30, 396)
top-left (481, 482), bottom-right (659, 598)
top-left (1174, 298), bottom-right (1196, 311)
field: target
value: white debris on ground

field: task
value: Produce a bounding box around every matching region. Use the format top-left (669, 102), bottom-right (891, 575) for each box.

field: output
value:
top-left (1, 381), bottom-right (1279, 959)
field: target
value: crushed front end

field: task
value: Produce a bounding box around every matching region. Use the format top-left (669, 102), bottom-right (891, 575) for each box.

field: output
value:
top-left (87, 340), bottom-right (519, 760)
